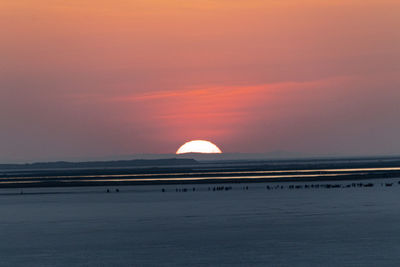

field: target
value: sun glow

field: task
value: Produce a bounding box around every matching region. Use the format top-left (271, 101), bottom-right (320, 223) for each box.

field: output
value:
top-left (176, 140), bottom-right (222, 154)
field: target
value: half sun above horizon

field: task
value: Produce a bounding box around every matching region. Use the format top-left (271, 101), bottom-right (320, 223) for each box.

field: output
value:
top-left (176, 140), bottom-right (222, 154)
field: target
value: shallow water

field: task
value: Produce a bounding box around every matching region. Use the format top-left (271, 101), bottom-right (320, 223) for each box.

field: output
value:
top-left (2, 166), bottom-right (400, 185)
top-left (1, 179), bottom-right (400, 266)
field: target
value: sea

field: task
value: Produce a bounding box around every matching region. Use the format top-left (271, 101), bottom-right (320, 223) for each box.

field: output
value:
top-left (1, 178), bottom-right (400, 266)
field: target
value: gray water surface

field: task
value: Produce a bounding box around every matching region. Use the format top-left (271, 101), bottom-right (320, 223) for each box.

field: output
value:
top-left (1, 179), bottom-right (400, 266)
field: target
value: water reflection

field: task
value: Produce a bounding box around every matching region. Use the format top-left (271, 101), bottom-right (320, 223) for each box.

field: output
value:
top-left (0, 172), bottom-right (364, 184)
top-left (2, 167), bottom-right (400, 181)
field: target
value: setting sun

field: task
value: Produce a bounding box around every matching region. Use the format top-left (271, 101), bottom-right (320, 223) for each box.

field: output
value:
top-left (176, 140), bottom-right (222, 154)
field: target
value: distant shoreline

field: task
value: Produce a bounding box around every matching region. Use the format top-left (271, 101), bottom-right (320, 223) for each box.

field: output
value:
top-left (0, 158), bottom-right (197, 171)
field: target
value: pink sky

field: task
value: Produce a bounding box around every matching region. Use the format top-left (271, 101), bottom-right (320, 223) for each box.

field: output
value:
top-left (1, 0), bottom-right (399, 162)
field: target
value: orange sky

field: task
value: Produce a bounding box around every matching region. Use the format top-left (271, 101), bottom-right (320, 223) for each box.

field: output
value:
top-left (1, 0), bottom-right (399, 161)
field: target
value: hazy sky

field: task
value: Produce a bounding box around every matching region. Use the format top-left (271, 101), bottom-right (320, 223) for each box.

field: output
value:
top-left (1, 0), bottom-right (399, 162)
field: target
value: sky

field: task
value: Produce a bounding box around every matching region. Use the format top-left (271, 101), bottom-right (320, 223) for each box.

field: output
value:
top-left (1, 0), bottom-right (399, 162)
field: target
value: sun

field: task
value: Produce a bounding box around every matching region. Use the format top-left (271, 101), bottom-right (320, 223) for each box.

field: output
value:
top-left (176, 140), bottom-right (222, 154)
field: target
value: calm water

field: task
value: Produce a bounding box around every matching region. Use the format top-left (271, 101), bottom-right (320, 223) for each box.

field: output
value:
top-left (1, 166), bottom-right (400, 184)
top-left (1, 179), bottom-right (400, 266)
